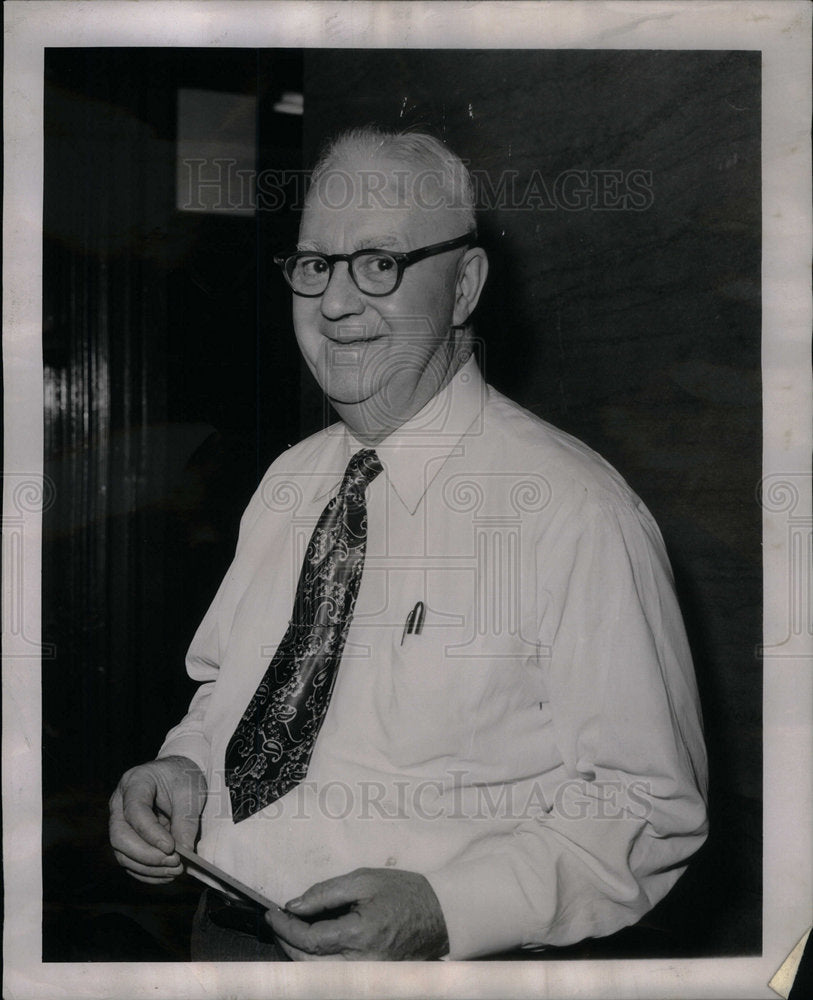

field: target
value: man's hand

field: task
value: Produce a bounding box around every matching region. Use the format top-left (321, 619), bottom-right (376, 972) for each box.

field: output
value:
top-left (265, 868), bottom-right (449, 961)
top-left (108, 755), bottom-right (207, 884)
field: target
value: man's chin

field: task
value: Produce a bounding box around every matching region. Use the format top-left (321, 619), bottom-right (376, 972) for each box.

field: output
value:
top-left (320, 384), bottom-right (377, 407)
top-left (324, 387), bottom-right (408, 439)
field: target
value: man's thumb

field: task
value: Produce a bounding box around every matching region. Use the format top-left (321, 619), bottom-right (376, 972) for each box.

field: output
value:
top-left (286, 873), bottom-right (359, 915)
top-left (169, 813), bottom-right (199, 851)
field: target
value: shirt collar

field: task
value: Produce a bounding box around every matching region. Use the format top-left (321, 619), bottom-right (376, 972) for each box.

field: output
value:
top-left (313, 356), bottom-right (487, 514)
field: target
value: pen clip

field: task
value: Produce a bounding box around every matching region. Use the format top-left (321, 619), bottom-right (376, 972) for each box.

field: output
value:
top-left (412, 600), bottom-right (425, 635)
top-left (401, 601), bottom-right (425, 645)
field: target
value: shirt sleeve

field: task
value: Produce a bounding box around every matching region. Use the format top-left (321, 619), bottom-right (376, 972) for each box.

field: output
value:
top-left (156, 639), bottom-right (219, 774)
top-left (424, 489), bottom-right (709, 959)
top-left (156, 484), bottom-right (270, 771)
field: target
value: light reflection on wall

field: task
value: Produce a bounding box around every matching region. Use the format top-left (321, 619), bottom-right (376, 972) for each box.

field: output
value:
top-left (176, 88), bottom-right (257, 216)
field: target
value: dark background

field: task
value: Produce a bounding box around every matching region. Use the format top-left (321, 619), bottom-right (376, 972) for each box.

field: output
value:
top-left (42, 48), bottom-right (761, 961)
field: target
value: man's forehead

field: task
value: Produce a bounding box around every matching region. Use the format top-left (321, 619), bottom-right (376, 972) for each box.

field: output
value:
top-left (301, 160), bottom-right (460, 246)
top-left (312, 157), bottom-right (436, 200)
top-left (300, 199), bottom-right (416, 240)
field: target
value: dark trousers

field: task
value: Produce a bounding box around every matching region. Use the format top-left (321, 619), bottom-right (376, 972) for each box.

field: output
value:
top-left (191, 889), bottom-right (292, 961)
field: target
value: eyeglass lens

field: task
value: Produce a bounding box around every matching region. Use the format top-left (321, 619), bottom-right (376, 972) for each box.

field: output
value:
top-left (289, 252), bottom-right (399, 295)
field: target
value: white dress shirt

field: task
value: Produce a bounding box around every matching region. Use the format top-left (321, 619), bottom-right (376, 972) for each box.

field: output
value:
top-left (159, 357), bottom-right (708, 959)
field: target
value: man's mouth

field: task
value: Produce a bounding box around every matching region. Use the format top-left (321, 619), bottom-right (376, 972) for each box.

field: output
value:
top-left (322, 327), bottom-right (381, 345)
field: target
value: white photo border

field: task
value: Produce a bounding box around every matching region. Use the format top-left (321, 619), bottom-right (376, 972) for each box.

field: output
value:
top-left (4, 2), bottom-right (811, 998)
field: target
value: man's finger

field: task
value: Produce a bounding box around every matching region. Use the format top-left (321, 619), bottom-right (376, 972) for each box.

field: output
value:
top-left (272, 935), bottom-right (344, 962)
top-left (108, 794), bottom-right (180, 865)
top-left (109, 812), bottom-right (177, 867)
top-left (126, 871), bottom-right (180, 886)
top-left (284, 870), bottom-right (366, 917)
top-left (112, 850), bottom-right (183, 879)
top-left (266, 907), bottom-right (361, 956)
top-left (108, 808), bottom-right (164, 863)
top-left (169, 812), bottom-right (200, 852)
top-left (119, 774), bottom-right (175, 853)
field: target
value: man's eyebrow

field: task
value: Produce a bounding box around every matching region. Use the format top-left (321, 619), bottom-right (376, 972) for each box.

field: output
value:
top-left (296, 234), bottom-right (405, 253)
top-left (355, 234), bottom-right (402, 250)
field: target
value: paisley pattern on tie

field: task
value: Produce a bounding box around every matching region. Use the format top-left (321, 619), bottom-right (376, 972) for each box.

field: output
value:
top-left (225, 449), bottom-right (382, 823)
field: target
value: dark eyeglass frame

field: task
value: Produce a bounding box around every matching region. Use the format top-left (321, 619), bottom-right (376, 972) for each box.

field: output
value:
top-left (273, 231), bottom-right (478, 298)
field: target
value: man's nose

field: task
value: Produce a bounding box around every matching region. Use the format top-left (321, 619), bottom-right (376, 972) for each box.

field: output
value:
top-left (320, 262), bottom-right (365, 320)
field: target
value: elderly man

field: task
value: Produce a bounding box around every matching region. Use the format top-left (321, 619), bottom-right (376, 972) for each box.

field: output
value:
top-left (109, 127), bottom-right (708, 961)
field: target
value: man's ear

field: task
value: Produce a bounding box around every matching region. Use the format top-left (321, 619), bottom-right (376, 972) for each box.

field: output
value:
top-left (452, 247), bottom-right (489, 328)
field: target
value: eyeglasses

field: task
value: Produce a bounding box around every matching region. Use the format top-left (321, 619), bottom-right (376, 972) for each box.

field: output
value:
top-left (273, 231), bottom-right (478, 298)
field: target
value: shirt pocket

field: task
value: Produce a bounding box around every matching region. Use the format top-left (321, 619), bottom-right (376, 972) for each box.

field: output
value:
top-left (371, 601), bottom-right (479, 768)
top-left (375, 608), bottom-right (543, 770)
top-left (363, 561), bottom-right (543, 773)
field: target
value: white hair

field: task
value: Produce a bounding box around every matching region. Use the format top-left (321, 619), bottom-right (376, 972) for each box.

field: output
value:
top-left (309, 126), bottom-right (477, 231)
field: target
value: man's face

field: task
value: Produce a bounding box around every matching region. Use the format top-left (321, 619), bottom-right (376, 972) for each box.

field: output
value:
top-left (292, 156), bottom-right (469, 435)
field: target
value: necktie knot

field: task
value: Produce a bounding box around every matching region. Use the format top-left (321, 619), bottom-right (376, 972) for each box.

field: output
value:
top-left (341, 448), bottom-right (383, 502)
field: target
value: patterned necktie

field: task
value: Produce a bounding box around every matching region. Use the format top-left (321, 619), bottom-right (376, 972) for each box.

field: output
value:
top-left (225, 448), bottom-right (382, 823)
